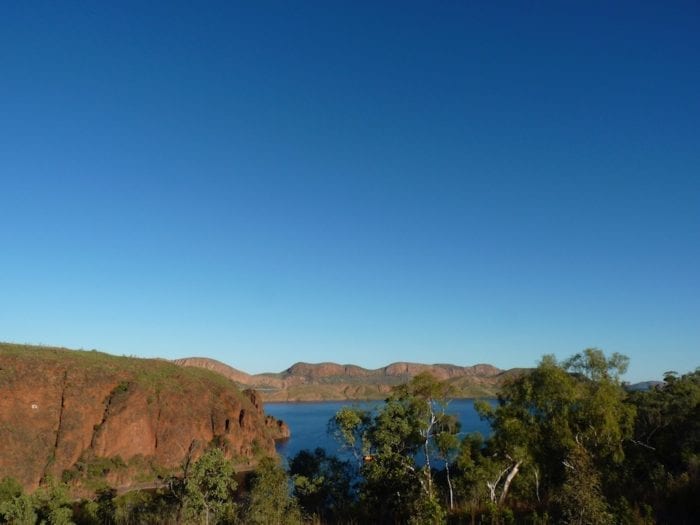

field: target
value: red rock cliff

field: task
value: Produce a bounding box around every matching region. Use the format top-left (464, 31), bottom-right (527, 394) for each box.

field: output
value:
top-left (0, 343), bottom-right (287, 492)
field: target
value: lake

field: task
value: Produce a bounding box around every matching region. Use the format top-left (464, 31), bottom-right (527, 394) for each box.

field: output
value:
top-left (264, 399), bottom-right (494, 461)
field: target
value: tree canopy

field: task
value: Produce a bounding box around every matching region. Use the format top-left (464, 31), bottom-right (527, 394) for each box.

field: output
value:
top-left (2, 350), bottom-right (698, 524)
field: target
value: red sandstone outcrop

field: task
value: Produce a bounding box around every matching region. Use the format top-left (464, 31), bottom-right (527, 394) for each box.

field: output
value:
top-left (0, 344), bottom-right (285, 492)
top-left (175, 357), bottom-right (517, 401)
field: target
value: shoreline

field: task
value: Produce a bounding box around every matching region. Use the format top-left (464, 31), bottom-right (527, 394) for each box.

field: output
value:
top-left (262, 395), bottom-right (495, 405)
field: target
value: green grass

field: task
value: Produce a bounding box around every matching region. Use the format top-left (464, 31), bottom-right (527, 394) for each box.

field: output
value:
top-left (0, 342), bottom-right (238, 395)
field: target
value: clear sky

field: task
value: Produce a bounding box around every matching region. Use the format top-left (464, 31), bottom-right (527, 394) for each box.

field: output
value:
top-left (1, 1), bottom-right (698, 382)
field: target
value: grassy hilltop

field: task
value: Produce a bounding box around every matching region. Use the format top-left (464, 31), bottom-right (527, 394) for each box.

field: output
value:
top-left (0, 343), bottom-right (286, 494)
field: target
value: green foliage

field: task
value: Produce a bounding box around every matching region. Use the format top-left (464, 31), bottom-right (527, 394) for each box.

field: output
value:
top-left (72, 499), bottom-right (99, 525)
top-left (244, 457), bottom-right (301, 525)
top-left (288, 448), bottom-right (354, 522)
top-left (95, 488), bottom-right (117, 525)
top-left (621, 368), bottom-right (700, 521)
top-left (0, 478), bottom-right (24, 504)
top-left (330, 373), bottom-right (462, 522)
top-left (554, 443), bottom-right (613, 525)
top-left (564, 349), bottom-right (629, 382)
top-left (0, 478), bottom-right (36, 525)
top-left (31, 477), bottom-right (74, 525)
top-left (112, 382), bottom-right (130, 395)
top-left (114, 491), bottom-right (153, 525)
top-left (453, 431), bottom-right (505, 517)
top-left (2, 343), bottom-right (697, 524)
top-left (475, 349), bottom-right (635, 512)
top-left (184, 448), bottom-right (238, 525)
top-left (328, 406), bottom-right (372, 466)
top-left (62, 455), bottom-right (128, 492)
top-left (72, 489), bottom-right (118, 525)
top-left (0, 493), bottom-right (36, 525)
top-left (408, 493), bottom-right (445, 525)
top-left (112, 489), bottom-right (178, 525)
top-left (0, 342), bottom-right (241, 400)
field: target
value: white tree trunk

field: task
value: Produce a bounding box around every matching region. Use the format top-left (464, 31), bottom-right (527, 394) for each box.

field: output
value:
top-left (446, 462), bottom-right (454, 510)
top-left (498, 460), bottom-right (522, 506)
top-left (486, 467), bottom-right (508, 504)
top-left (487, 481), bottom-right (497, 503)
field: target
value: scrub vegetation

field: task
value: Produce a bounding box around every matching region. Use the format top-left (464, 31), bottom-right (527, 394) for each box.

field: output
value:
top-left (1, 348), bottom-right (698, 524)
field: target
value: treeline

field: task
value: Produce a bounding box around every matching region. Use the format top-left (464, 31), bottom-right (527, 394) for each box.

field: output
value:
top-left (293, 349), bottom-right (699, 524)
top-left (1, 349), bottom-right (698, 524)
top-left (0, 453), bottom-right (300, 525)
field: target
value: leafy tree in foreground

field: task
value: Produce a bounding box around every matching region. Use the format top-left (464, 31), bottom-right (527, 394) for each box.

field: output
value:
top-left (0, 478), bottom-right (24, 506)
top-left (433, 413), bottom-right (460, 511)
top-left (243, 457), bottom-right (301, 525)
top-left (328, 406), bottom-right (372, 470)
top-left (331, 373), bottom-right (454, 523)
top-left (0, 478), bottom-right (36, 525)
top-left (32, 477), bottom-right (74, 525)
top-left (556, 442), bottom-right (613, 525)
top-left (0, 494), bottom-right (36, 525)
top-left (112, 489), bottom-right (177, 525)
top-left (390, 371), bottom-right (456, 501)
top-left (289, 448), bottom-right (354, 522)
top-left (622, 368), bottom-right (700, 522)
top-left (474, 349), bottom-right (635, 521)
top-left (184, 448), bottom-right (237, 525)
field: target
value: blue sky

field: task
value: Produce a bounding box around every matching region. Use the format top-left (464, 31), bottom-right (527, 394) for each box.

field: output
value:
top-left (1, 1), bottom-right (698, 382)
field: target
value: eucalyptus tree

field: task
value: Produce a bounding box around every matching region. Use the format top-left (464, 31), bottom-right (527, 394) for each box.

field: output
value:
top-left (184, 448), bottom-right (237, 525)
top-left (329, 406), bottom-right (373, 470)
top-left (244, 457), bottom-right (302, 525)
top-left (288, 447), bottom-right (354, 522)
top-left (387, 372), bottom-right (456, 500)
top-left (474, 349), bottom-right (634, 520)
top-left (622, 368), bottom-right (700, 521)
top-left (330, 372), bottom-right (458, 523)
top-left (433, 414), bottom-right (461, 510)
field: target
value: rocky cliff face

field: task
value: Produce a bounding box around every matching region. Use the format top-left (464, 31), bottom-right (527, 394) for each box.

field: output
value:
top-left (175, 357), bottom-right (518, 401)
top-left (0, 344), bottom-right (288, 492)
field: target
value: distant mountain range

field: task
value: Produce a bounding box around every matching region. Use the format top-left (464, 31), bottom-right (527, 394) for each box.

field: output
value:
top-left (174, 357), bottom-right (527, 401)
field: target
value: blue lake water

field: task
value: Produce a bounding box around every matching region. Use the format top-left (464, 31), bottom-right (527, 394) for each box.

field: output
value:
top-left (264, 399), bottom-right (494, 461)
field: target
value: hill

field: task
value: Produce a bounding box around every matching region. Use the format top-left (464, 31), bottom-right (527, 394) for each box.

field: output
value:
top-left (174, 357), bottom-right (525, 401)
top-left (625, 380), bottom-right (664, 392)
top-left (0, 343), bottom-right (288, 494)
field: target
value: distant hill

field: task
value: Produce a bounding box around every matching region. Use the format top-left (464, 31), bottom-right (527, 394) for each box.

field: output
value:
top-left (174, 357), bottom-right (526, 401)
top-left (625, 380), bottom-right (664, 392)
top-left (0, 343), bottom-right (288, 494)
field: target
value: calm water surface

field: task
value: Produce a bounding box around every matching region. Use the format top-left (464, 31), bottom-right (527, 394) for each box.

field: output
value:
top-left (264, 399), bottom-right (494, 461)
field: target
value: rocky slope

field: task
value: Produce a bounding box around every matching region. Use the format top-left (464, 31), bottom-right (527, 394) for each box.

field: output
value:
top-left (174, 357), bottom-right (523, 401)
top-left (0, 343), bottom-right (288, 493)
